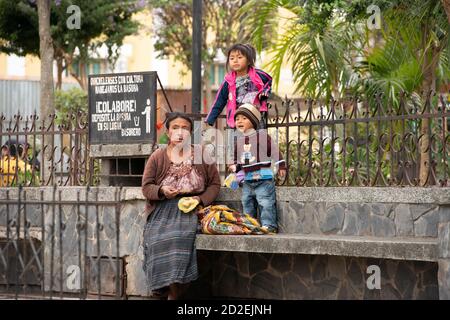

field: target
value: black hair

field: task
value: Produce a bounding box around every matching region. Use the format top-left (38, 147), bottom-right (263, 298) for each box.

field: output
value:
top-left (1, 139), bottom-right (29, 157)
top-left (165, 112), bottom-right (193, 132)
top-left (226, 43), bottom-right (256, 72)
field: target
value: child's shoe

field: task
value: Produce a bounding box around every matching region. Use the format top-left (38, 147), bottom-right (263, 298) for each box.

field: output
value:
top-left (261, 225), bottom-right (278, 234)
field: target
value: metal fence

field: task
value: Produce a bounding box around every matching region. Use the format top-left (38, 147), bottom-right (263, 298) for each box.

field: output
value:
top-left (0, 186), bottom-right (123, 299)
top-left (0, 111), bottom-right (92, 187)
top-left (266, 93), bottom-right (450, 187)
top-left (1, 93), bottom-right (449, 187)
top-left (0, 92), bottom-right (449, 299)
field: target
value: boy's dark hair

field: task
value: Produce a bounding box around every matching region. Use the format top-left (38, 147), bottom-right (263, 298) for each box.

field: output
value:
top-left (165, 112), bottom-right (193, 132)
top-left (226, 43), bottom-right (256, 71)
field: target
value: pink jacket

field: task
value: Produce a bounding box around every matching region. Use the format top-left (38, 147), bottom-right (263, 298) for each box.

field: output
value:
top-left (205, 67), bottom-right (272, 128)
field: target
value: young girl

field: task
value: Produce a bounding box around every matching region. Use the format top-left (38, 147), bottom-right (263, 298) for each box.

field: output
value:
top-left (205, 43), bottom-right (272, 129)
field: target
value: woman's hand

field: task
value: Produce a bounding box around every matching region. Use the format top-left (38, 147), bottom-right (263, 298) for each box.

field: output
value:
top-left (160, 186), bottom-right (179, 199)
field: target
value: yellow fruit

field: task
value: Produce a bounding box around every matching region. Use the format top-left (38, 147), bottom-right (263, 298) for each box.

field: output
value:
top-left (178, 197), bottom-right (200, 213)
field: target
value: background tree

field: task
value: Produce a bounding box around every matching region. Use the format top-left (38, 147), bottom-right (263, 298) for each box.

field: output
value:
top-left (0, 0), bottom-right (143, 90)
top-left (240, 0), bottom-right (450, 185)
top-left (149, 0), bottom-right (247, 110)
top-left (443, 0), bottom-right (450, 23)
top-left (240, 0), bottom-right (449, 102)
top-left (37, 0), bottom-right (54, 120)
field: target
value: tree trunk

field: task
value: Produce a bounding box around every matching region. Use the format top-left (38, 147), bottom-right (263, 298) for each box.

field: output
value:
top-left (37, 0), bottom-right (55, 185)
top-left (37, 0), bottom-right (55, 119)
top-left (79, 60), bottom-right (87, 90)
top-left (56, 55), bottom-right (63, 90)
top-left (70, 59), bottom-right (87, 90)
top-left (65, 53), bottom-right (85, 89)
top-left (419, 44), bottom-right (440, 186)
top-left (442, 0), bottom-right (450, 24)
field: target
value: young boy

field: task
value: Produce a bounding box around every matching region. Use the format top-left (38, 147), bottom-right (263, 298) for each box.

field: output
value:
top-left (228, 103), bottom-right (286, 234)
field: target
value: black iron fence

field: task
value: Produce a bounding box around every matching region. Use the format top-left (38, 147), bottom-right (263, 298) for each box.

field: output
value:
top-left (1, 92), bottom-right (449, 187)
top-left (0, 186), bottom-right (123, 299)
top-left (266, 93), bottom-right (450, 187)
top-left (0, 92), bottom-right (449, 299)
top-left (0, 112), bottom-right (92, 187)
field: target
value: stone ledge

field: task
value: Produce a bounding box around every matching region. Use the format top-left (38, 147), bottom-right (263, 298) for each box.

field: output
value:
top-left (0, 226), bottom-right (42, 241)
top-left (90, 144), bottom-right (154, 158)
top-left (3, 187), bottom-right (450, 204)
top-left (195, 234), bottom-right (438, 262)
top-left (218, 187), bottom-right (450, 204)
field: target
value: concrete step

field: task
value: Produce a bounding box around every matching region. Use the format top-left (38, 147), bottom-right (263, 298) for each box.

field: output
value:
top-left (195, 233), bottom-right (438, 262)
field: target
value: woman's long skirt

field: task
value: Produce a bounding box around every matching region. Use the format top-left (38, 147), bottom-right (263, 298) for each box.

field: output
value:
top-left (142, 197), bottom-right (198, 292)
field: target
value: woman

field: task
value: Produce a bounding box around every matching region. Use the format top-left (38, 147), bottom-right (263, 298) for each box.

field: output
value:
top-left (141, 113), bottom-right (220, 300)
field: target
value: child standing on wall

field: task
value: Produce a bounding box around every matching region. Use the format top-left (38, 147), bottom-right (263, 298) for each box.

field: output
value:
top-left (228, 103), bottom-right (286, 234)
top-left (204, 43), bottom-right (272, 129)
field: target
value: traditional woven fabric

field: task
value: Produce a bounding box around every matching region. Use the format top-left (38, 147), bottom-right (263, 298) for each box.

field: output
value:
top-left (142, 197), bottom-right (198, 292)
top-left (198, 204), bottom-right (267, 235)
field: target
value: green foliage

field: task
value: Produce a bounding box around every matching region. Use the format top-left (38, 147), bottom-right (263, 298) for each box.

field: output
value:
top-left (149, 0), bottom-right (245, 74)
top-left (54, 87), bottom-right (88, 126)
top-left (239, 0), bottom-right (362, 101)
top-left (0, 0), bottom-right (143, 83)
top-left (239, 0), bottom-right (450, 106)
top-left (15, 169), bottom-right (39, 187)
top-left (0, 1), bottom-right (39, 55)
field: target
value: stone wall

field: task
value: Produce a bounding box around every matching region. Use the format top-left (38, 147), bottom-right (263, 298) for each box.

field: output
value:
top-left (0, 187), bottom-right (149, 296)
top-left (217, 187), bottom-right (450, 238)
top-left (1, 186), bottom-right (449, 299)
top-left (191, 252), bottom-right (439, 300)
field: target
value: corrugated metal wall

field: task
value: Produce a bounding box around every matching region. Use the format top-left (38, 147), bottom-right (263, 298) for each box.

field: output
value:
top-left (0, 80), bottom-right (40, 119)
top-left (0, 79), bottom-right (78, 120)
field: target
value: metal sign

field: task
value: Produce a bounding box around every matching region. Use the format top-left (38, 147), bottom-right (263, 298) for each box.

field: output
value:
top-left (88, 71), bottom-right (157, 145)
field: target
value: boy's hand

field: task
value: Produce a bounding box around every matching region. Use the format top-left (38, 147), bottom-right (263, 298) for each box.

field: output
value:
top-left (278, 168), bottom-right (286, 178)
top-left (160, 186), bottom-right (179, 199)
top-left (228, 165), bottom-right (237, 173)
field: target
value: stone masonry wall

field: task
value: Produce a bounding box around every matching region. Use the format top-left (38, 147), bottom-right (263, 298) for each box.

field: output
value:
top-left (190, 251), bottom-right (439, 300)
top-left (1, 187), bottom-right (449, 299)
top-left (217, 188), bottom-right (449, 238)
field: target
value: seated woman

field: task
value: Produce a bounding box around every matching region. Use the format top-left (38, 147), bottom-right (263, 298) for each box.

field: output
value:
top-left (141, 112), bottom-right (220, 300)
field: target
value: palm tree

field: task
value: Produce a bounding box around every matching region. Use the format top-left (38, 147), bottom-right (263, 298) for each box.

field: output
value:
top-left (239, 0), bottom-right (450, 185)
top-left (376, 0), bottom-right (449, 185)
top-left (239, 0), bottom-right (362, 101)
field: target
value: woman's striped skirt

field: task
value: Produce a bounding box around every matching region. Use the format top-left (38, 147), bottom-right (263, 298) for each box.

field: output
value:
top-left (142, 197), bottom-right (199, 292)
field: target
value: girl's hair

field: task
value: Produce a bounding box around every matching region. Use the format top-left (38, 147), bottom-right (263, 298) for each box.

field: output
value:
top-left (165, 112), bottom-right (193, 132)
top-left (226, 43), bottom-right (256, 71)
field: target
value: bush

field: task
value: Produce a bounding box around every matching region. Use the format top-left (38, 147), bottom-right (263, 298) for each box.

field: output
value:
top-left (54, 88), bottom-right (88, 127)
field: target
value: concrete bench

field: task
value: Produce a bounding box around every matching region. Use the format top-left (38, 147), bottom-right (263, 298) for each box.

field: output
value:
top-left (196, 234), bottom-right (438, 262)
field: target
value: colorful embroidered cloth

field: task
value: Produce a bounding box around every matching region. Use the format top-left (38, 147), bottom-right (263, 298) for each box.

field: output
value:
top-left (198, 204), bottom-right (267, 235)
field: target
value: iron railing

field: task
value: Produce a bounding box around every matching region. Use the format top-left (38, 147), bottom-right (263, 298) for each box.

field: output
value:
top-left (1, 93), bottom-right (449, 187)
top-left (0, 111), bottom-right (91, 187)
top-left (0, 186), bottom-right (123, 299)
top-left (266, 93), bottom-right (450, 187)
